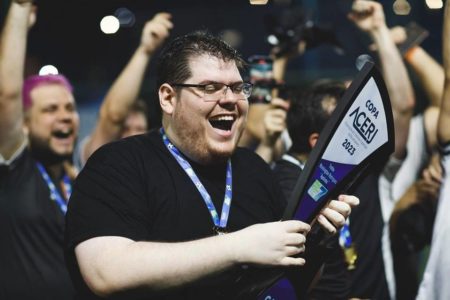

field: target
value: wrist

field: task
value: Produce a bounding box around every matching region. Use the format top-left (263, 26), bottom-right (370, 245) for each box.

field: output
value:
top-left (221, 231), bottom-right (244, 265)
top-left (404, 46), bottom-right (420, 63)
top-left (368, 24), bottom-right (389, 42)
top-left (260, 135), bottom-right (278, 148)
top-left (137, 44), bottom-right (154, 57)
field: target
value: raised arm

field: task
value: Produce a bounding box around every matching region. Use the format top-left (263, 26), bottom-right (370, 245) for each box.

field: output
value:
top-left (406, 46), bottom-right (444, 108)
top-left (349, 1), bottom-right (415, 159)
top-left (81, 13), bottom-right (172, 163)
top-left (254, 97), bottom-right (290, 163)
top-left (439, 1), bottom-right (450, 144)
top-left (0, 0), bottom-right (34, 160)
top-left (252, 44), bottom-right (306, 162)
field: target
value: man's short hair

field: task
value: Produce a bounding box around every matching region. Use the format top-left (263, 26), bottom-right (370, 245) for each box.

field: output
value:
top-left (156, 31), bottom-right (246, 88)
top-left (288, 80), bottom-right (346, 154)
top-left (23, 74), bottom-right (73, 110)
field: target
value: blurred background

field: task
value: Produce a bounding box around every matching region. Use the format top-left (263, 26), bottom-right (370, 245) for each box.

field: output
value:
top-left (0, 0), bottom-right (446, 138)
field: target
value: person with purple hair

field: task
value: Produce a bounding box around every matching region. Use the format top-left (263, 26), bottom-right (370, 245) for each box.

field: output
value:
top-left (0, 1), bottom-right (78, 299)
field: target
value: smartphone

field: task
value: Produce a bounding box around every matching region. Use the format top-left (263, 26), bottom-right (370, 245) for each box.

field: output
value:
top-left (398, 22), bottom-right (429, 55)
top-left (248, 55), bottom-right (274, 104)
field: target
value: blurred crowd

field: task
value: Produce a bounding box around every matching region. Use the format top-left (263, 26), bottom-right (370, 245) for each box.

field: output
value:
top-left (1, 0), bottom-right (449, 299)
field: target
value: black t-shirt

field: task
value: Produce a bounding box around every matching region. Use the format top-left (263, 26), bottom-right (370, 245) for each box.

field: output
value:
top-left (0, 148), bottom-right (74, 300)
top-left (346, 170), bottom-right (390, 300)
top-left (65, 130), bottom-right (285, 300)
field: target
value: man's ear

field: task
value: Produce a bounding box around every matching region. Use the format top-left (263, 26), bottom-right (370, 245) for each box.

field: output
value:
top-left (308, 132), bottom-right (320, 148)
top-left (159, 83), bottom-right (177, 115)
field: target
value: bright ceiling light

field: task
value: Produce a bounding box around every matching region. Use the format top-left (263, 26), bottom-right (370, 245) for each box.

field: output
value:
top-left (100, 16), bottom-right (120, 34)
top-left (39, 65), bottom-right (59, 75)
top-left (250, 0), bottom-right (269, 5)
top-left (426, 0), bottom-right (443, 9)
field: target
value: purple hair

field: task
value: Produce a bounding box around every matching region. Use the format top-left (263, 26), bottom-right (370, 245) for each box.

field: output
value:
top-left (22, 74), bottom-right (74, 110)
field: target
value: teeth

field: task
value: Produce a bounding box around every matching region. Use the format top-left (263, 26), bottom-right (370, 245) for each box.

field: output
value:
top-left (210, 115), bottom-right (234, 121)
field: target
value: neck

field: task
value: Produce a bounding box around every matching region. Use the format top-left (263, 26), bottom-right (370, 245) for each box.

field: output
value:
top-left (289, 152), bottom-right (309, 164)
top-left (41, 161), bottom-right (65, 181)
top-left (162, 127), bottom-right (228, 166)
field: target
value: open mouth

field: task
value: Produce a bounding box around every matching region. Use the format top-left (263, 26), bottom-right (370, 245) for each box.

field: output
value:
top-left (52, 129), bottom-right (74, 139)
top-left (209, 115), bottom-right (235, 131)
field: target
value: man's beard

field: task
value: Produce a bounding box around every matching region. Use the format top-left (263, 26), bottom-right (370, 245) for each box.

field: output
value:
top-left (28, 135), bottom-right (74, 165)
top-left (171, 118), bottom-right (234, 166)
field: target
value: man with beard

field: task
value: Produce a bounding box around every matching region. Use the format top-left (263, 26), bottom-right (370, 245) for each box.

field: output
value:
top-left (0, 1), bottom-right (79, 299)
top-left (65, 31), bottom-right (359, 300)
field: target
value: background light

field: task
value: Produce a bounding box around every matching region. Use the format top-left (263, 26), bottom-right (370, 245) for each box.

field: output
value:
top-left (115, 7), bottom-right (135, 28)
top-left (39, 65), bottom-right (59, 75)
top-left (100, 15), bottom-right (120, 34)
top-left (250, 0), bottom-right (269, 5)
top-left (393, 0), bottom-right (411, 15)
top-left (426, 0), bottom-right (443, 9)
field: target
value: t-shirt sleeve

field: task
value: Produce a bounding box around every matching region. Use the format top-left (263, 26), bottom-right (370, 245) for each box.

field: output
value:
top-left (392, 114), bottom-right (429, 201)
top-left (65, 142), bottom-right (151, 250)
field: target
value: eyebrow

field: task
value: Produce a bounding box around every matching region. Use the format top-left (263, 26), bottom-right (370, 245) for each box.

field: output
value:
top-left (198, 80), bottom-right (244, 85)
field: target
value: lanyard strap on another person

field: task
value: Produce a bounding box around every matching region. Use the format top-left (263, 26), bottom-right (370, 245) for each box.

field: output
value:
top-left (339, 221), bottom-right (352, 248)
top-left (36, 162), bottom-right (72, 214)
top-left (339, 220), bottom-right (358, 269)
top-left (160, 128), bottom-right (232, 233)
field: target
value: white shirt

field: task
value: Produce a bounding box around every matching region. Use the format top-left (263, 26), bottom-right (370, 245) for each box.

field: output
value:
top-left (416, 144), bottom-right (450, 300)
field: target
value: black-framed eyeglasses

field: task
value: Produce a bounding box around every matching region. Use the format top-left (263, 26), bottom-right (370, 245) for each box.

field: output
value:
top-left (171, 82), bottom-right (253, 102)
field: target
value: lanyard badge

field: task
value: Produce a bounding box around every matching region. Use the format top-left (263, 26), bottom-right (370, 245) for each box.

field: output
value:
top-left (36, 162), bottom-right (72, 214)
top-left (160, 128), bottom-right (232, 234)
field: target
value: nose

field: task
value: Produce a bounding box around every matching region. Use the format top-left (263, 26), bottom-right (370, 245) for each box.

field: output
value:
top-left (219, 86), bottom-right (239, 104)
top-left (58, 107), bottom-right (75, 122)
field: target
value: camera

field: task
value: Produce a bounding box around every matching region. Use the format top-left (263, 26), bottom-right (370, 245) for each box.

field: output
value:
top-left (247, 55), bottom-right (276, 104)
top-left (264, 7), bottom-right (344, 58)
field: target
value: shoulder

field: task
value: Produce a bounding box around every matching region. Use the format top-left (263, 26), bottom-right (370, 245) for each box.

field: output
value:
top-left (85, 130), bottom-right (163, 166)
top-left (233, 147), bottom-right (270, 168)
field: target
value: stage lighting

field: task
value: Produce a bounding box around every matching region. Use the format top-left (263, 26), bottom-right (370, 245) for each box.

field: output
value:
top-left (100, 16), bottom-right (120, 34)
top-left (39, 65), bottom-right (59, 76)
top-left (426, 0), bottom-right (443, 9)
top-left (250, 0), bottom-right (269, 5)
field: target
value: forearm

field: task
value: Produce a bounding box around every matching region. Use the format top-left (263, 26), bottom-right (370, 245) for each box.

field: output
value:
top-left (439, 2), bottom-right (450, 144)
top-left (438, 86), bottom-right (450, 144)
top-left (371, 25), bottom-right (415, 158)
top-left (84, 46), bottom-right (151, 160)
top-left (406, 47), bottom-right (444, 107)
top-left (0, 2), bottom-right (30, 99)
top-left (76, 235), bottom-right (239, 297)
top-left (0, 2), bottom-right (30, 159)
top-left (76, 220), bottom-right (311, 297)
top-left (100, 46), bottom-right (151, 125)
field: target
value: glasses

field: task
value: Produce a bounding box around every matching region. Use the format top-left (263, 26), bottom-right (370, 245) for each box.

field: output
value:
top-left (171, 82), bottom-right (253, 102)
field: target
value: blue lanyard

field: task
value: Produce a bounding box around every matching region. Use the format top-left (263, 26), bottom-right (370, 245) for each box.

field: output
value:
top-left (160, 128), bottom-right (232, 231)
top-left (36, 162), bottom-right (72, 214)
top-left (339, 220), bottom-right (352, 248)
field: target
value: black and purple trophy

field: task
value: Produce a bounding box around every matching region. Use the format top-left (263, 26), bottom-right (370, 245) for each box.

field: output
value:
top-left (229, 61), bottom-right (394, 299)
top-left (258, 61), bottom-right (395, 299)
